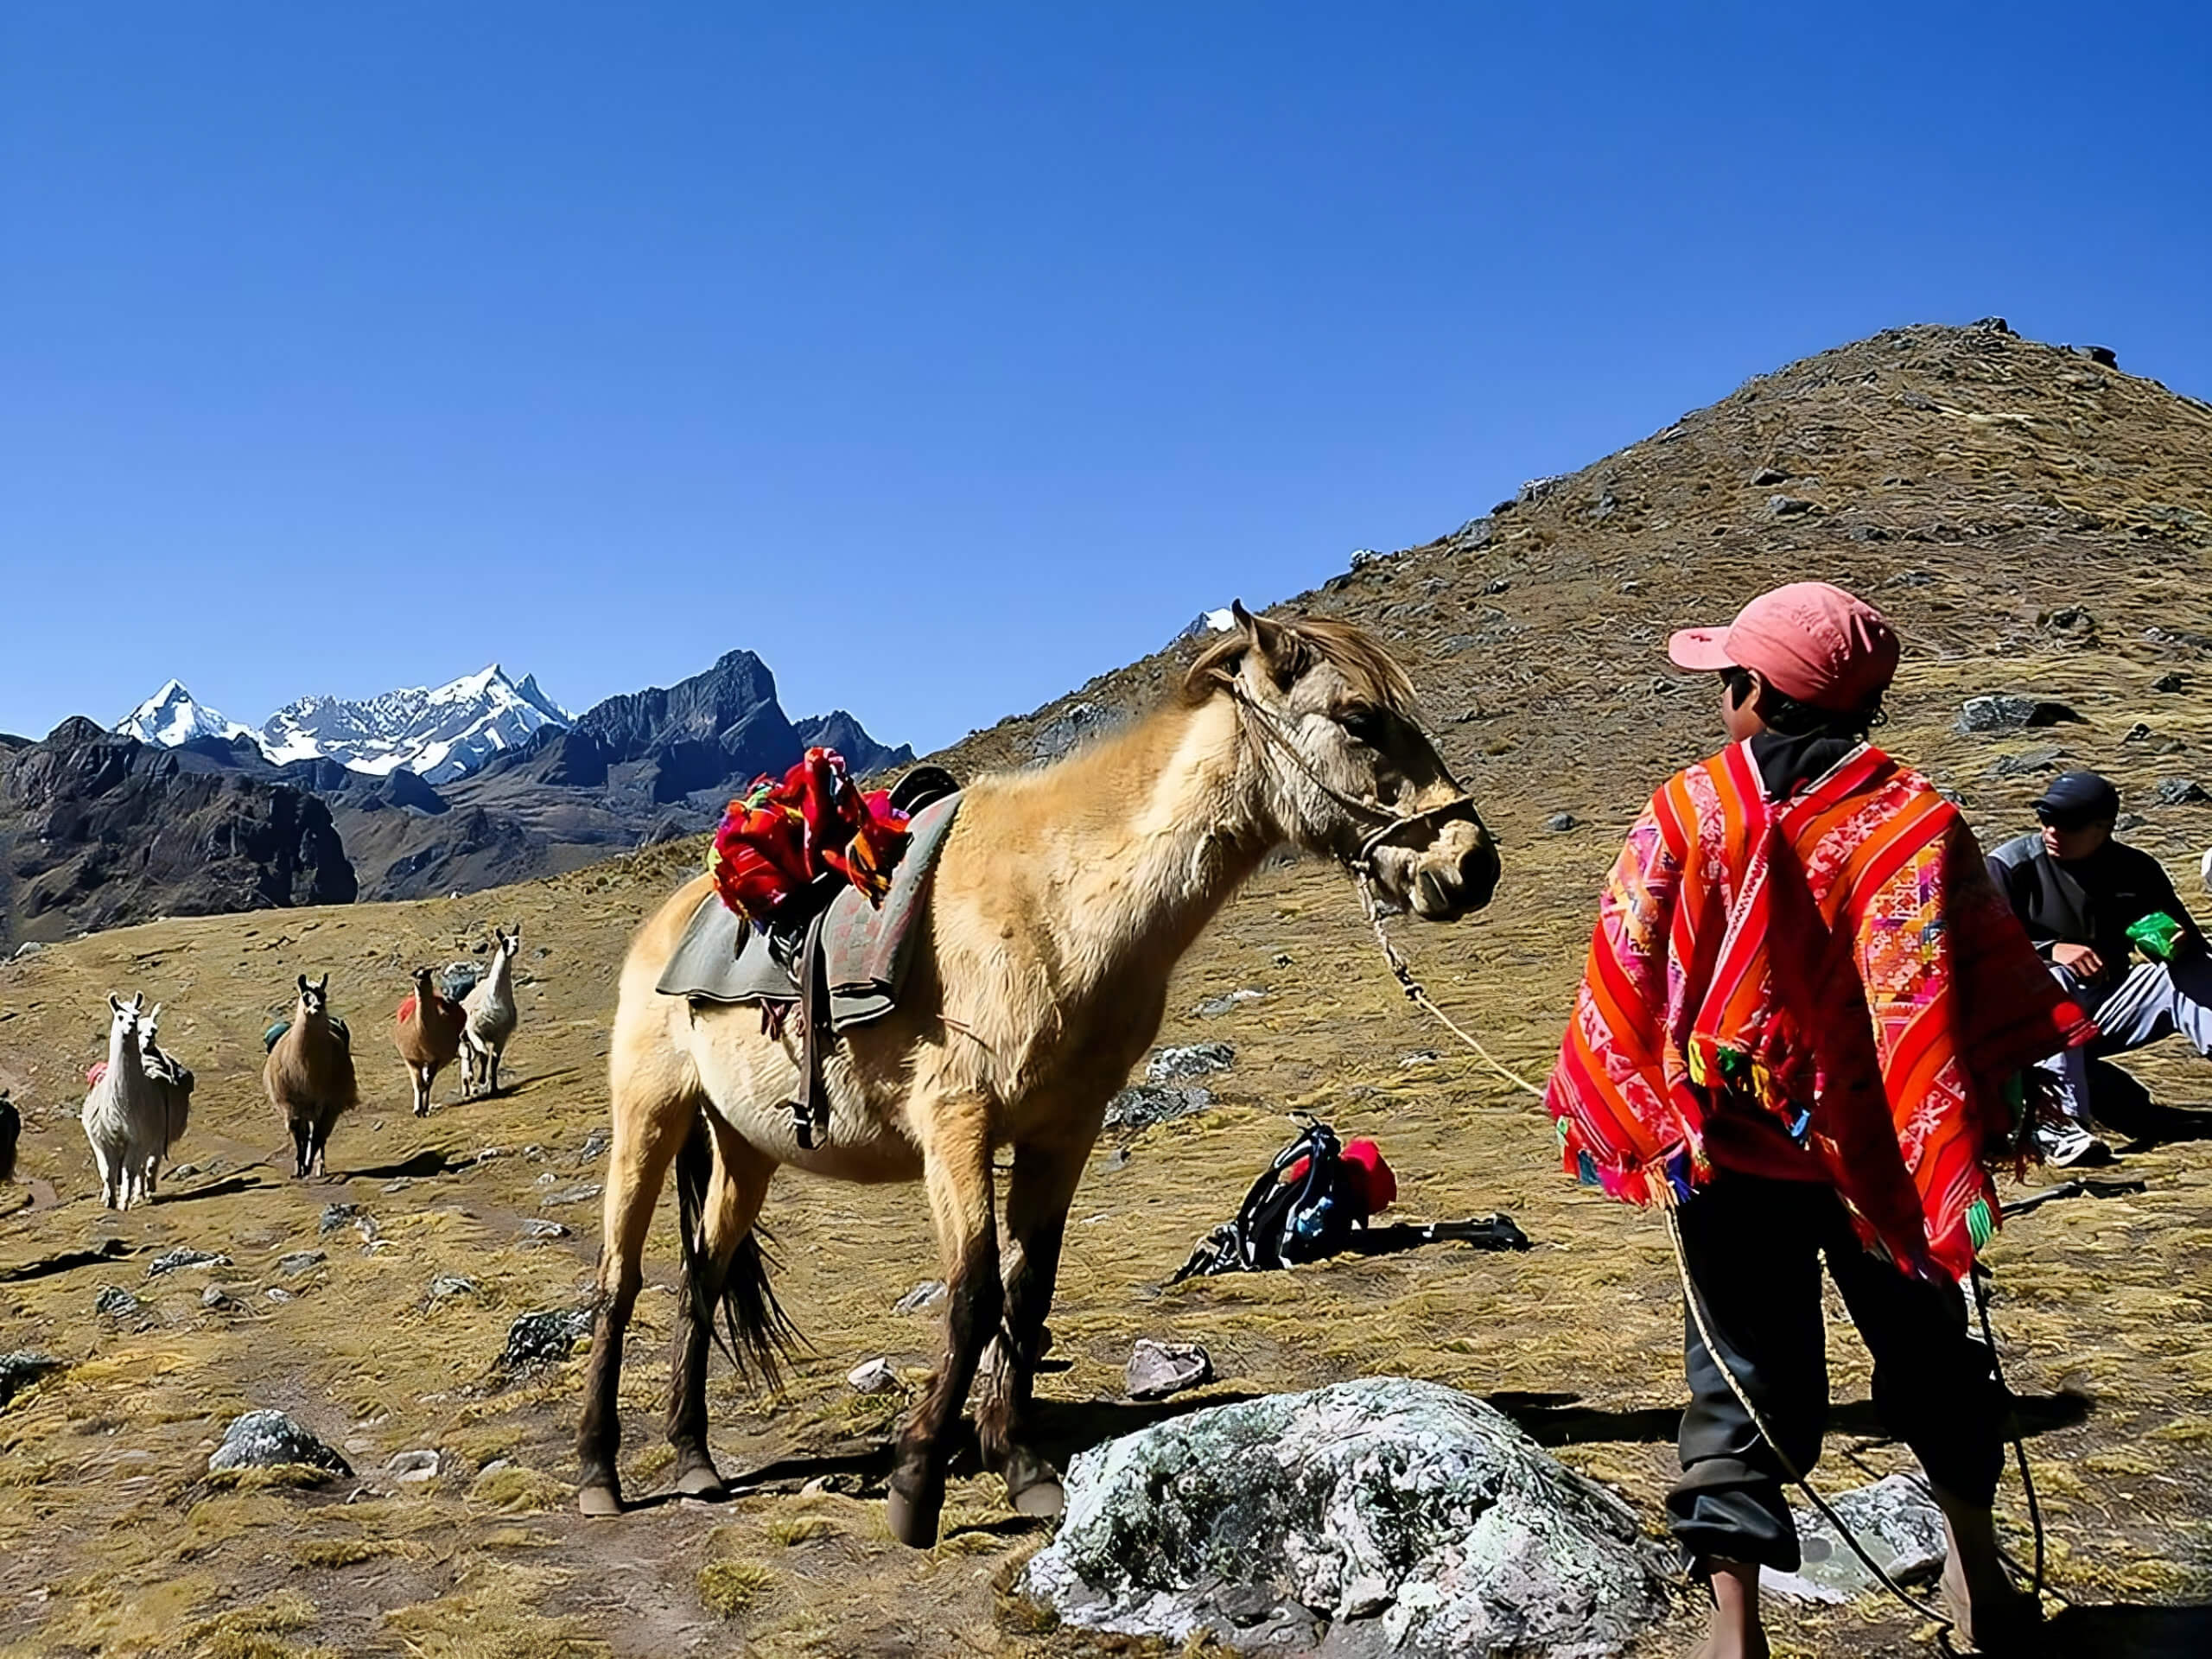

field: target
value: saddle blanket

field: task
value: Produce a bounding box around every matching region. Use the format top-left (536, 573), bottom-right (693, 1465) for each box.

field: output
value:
top-left (655, 791), bottom-right (961, 1031)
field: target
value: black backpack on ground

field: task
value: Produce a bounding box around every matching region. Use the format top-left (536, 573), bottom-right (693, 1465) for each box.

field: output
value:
top-left (1173, 1118), bottom-right (1366, 1281)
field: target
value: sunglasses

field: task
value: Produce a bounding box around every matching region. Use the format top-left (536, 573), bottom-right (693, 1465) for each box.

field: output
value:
top-left (2034, 807), bottom-right (2101, 833)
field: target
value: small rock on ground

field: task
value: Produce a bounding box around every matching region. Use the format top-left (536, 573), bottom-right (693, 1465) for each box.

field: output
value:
top-left (847, 1358), bottom-right (901, 1395)
top-left (1105, 1084), bottom-right (1214, 1131)
top-left (1125, 1338), bottom-right (1212, 1402)
top-left (0, 1351), bottom-right (67, 1409)
top-left (1147, 1043), bottom-right (1235, 1084)
top-left (498, 1308), bottom-right (594, 1374)
top-left (386, 1449), bottom-right (443, 1484)
top-left (539, 1183), bottom-right (601, 1208)
top-left (893, 1281), bottom-right (946, 1315)
top-left (147, 1247), bottom-right (231, 1278)
top-left (208, 1409), bottom-right (353, 1478)
top-left (1544, 812), bottom-right (1580, 832)
top-left (428, 1274), bottom-right (480, 1301)
top-left (276, 1251), bottom-right (327, 1276)
top-left (519, 1217), bottom-right (569, 1239)
top-left (1193, 988), bottom-right (1267, 1017)
top-left (95, 1285), bottom-right (145, 1320)
top-left (1763, 1475), bottom-right (1946, 1605)
top-left (318, 1202), bottom-right (363, 1235)
top-left (2155, 779), bottom-right (2209, 806)
top-left (1956, 695), bottom-right (2081, 735)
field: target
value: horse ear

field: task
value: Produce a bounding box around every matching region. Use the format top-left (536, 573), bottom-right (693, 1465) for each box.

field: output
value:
top-left (1232, 601), bottom-right (1307, 690)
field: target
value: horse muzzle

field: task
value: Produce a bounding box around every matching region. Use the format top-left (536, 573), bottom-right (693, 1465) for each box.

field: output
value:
top-left (1373, 812), bottom-right (1498, 922)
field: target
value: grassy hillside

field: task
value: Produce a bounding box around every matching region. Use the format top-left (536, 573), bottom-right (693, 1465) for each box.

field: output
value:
top-left (2, 321), bottom-right (2209, 1657)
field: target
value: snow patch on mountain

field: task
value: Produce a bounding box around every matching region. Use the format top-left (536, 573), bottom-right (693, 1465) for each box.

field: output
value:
top-left (117, 681), bottom-right (258, 748)
top-left (258, 664), bottom-right (575, 785)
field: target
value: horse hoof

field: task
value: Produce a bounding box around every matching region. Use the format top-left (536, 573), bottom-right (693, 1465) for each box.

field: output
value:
top-left (577, 1482), bottom-right (624, 1518)
top-left (1002, 1449), bottom-right (1065, 1519)
top-left (675, 1465), bottom-right (726, 1499)
top-left (886, 1479), bottom-right (944, 1548)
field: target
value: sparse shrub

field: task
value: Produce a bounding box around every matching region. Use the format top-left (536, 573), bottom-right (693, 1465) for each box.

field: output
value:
top-left (466, 1464), bottom-right (569, 1514)
top-left (764, 1513), bottom-right (835, 1548)
top-left (697, 1557), bottom-right (773, 1620)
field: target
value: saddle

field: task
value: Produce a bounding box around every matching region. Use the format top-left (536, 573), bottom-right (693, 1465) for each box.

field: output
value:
top-left (656, 776), bottom-right (962, 1148)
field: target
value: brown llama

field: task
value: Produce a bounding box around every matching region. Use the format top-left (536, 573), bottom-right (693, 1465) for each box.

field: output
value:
top-left (264, 974), bottom-right (358, 1179)
top-left (394, 967), bottom-right (467, 1117)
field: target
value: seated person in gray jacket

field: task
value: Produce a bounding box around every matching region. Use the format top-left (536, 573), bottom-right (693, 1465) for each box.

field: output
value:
top-left (1987, 770), bottom-right (2212, 1163)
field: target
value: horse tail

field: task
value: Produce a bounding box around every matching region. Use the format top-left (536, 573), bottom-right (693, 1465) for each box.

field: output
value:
top-left (673, 1107), bottom-right (802, 1391)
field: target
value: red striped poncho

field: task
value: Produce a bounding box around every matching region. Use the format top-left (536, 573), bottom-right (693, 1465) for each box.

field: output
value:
top-left (1545, 741), bottom-right (2090, 1281)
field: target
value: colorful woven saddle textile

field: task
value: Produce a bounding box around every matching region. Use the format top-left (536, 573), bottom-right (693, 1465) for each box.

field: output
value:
top-left (1544, 740), bottom-right (2089, 1281)
top-left (655, 791), bottom-right (961, 1031)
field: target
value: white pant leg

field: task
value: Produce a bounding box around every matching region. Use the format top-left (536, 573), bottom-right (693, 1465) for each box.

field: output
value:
top-left (2089, 956), bottom-right (2212, 1060)
top-left (2040, 963), bottom-right (2103, 1126)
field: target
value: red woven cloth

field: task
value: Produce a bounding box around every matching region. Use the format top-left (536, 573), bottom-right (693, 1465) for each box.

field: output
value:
top-left (1545, 741), bottom-right (2091, 1281)
top-left (709, 747), bottom-right (911, 927)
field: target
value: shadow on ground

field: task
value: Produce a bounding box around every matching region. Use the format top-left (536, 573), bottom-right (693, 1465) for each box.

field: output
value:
top-left (2043, 1601), bottom-right (2212, 1658)
top-left (1486, 1389), bottom-right (2092, 1448)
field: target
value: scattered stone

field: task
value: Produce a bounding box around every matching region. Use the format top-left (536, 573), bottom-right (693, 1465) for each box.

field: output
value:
top-left (201, 1286), bottom-right (242, 1312)
top-left (0, 1351), bottom-right (67, 1409)
top-left (893, 1281), bottom-right (947, 1316)
top-left (1846, 523), bottom-right (1892, 543)
top-left (1125, 1338), bottom-right (1212, 1402)
top-left (539, 1183), bottom-right (602, 1208)
top-left (2153, 672), bottom-right (2186, 693)
top-left (208, 1409), bottom-right (353, 1478)
top-left (2155, 779), bottom-right (2210, 806)
top-left (387, 1449), bottom-right (443, 1484)
top-left (94, 1285), bottom-right (145, 1320)
top-left (1544, 812), bottom-right (1579, 832)
top-left (1750, 465), bottom-right (1792, 486)
top-left (1401, 1050), bottom-right (1442, 1067)
top-left (1764, 1475), bottom-right (1946, 1605)
top-left (497, 1309), bottom-right (594, 1375)
top-left (276, 1251), bottom-right (327, 1277)
top-left (428, 1274), bottom-right (480, 1301)
top-left (2124, 722), bottom-right (2153, 743)
top-left (1193, 988), bottom-right (1267, 1017)
top-left (2145, 626), bottom-right (2212, 655)
top-left (1271, 951), bottom-right (1294, 967)
top-left (2068, 344), bottom-right (2120, 368)
top-left (1767, 494), bottom-right (1817, 518)
top-left (579, 1128), bottom-right (611, 1162)
top-left (12, 941), bottom-right (44, 959)
top-left (1956, 695), bottom-right (2081, 734)
top-left (518, 1218), bottom-right (569, 1240)
top-left (1987, 746), bottom-right (2067, 779)
top-left (266, 1287), bottom-right (295, 1304)
top-left (382, 1179), bottom-right (413, 1195)
top-left (146, 1247), bottom-right (232, 1278)
top-left (318, 1203), bottom-right (363, 1235)
top-left (2116, 813), bottom-right (2147, 833)
top-left (1021, 1377), bottom-right (1667, 1656)
top-left (1107, 1084), bottom-right (1215, 1131)
top-left (847, 1358), bottom-right (901, 1395)
top-left (2045, 606), bottom-right (2098, 634)
top-left (1885, 569), bottom-right (1936, 588)
top-left (1349, 548), bottom-right (1389, 569)
top-left (1147, 1043), bottom-right (1235, 1084)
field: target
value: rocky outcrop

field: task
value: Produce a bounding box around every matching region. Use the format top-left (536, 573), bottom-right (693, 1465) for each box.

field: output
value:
top-left (0, 720), bottom-right (355, 947)
top-left (1020, 1377), bottom-right (1670, 1656)
top-left (576, 648), bottom-right (800, 798)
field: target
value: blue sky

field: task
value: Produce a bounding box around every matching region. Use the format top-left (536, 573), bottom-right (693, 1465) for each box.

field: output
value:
top-left (3, 3), bottom-right (2206, 751)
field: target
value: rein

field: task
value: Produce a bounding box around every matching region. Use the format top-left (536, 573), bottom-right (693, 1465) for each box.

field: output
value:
top-left (1351, 855), bottom-right (2049, 1635)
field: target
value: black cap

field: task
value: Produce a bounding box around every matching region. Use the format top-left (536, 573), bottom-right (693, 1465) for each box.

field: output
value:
top-left (2032, 770), bottom-right (2120, 820)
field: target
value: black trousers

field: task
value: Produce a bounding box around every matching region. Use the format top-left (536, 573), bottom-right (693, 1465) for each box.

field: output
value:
top-left (1667, 1173), bottom-right (2006, 1574)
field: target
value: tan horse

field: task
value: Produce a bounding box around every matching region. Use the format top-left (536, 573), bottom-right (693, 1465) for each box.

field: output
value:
top-left (577, 606), bottom-right (1501, 1543)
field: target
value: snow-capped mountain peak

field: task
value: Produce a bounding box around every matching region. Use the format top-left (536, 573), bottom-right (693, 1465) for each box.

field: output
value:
top-left (116, 680), bottom-right (257, 748)
top-left (259, 664), bottom-right (575, 784)
top-left (118, 664), bottom-right (577, 785)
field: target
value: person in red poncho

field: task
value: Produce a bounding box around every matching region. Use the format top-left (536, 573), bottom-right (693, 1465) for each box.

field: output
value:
top-left (1543, 583), bottom-right (2090, 1658)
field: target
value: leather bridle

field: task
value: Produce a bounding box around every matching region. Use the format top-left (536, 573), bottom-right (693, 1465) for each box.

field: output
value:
top-left (1222, 680), bottom-right (1489, 881)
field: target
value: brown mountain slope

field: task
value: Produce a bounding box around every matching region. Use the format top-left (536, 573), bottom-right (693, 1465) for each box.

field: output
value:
top-left (0, 322), bottom-right (2209, 1658)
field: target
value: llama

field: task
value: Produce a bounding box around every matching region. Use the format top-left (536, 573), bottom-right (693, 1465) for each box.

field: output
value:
top-left (0, 1089), bottom-right (18, 1184)
top-left (264, 974), bottom-right (358, 1179)
top-left (136, 1003), bottom-right (194, 1198)
top-left (81, 994), bottom-right (167, 1209)
top-left (459, 926), bottom-right (523, 1098)
top-left (394, 966), bottom-right (467, 1117)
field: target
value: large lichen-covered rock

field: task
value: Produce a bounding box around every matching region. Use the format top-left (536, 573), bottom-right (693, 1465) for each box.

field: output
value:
top-left (1020, 1377), bottom-right (1670, 1656)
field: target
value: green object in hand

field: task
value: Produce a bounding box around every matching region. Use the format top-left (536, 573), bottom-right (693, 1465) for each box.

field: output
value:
top-left (2127, 912), bottom-right (2187, 962)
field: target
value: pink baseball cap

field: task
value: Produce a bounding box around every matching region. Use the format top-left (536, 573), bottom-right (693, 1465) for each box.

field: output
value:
top-left (1667, 582), bottom-right (1899, 711)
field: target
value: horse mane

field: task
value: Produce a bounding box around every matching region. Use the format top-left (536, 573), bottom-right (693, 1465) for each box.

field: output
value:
top-left (1180, 613), bottom-right (1417, 715)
